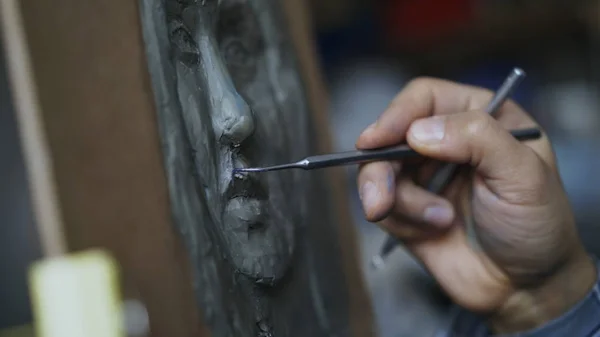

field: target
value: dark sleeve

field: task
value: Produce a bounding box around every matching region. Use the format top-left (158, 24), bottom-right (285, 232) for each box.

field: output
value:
top-left (436, 256), bottom-right (600, 337)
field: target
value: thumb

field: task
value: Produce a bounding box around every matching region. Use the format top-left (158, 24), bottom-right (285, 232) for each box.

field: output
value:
top-left (406, 111), bottom-right (545, 200)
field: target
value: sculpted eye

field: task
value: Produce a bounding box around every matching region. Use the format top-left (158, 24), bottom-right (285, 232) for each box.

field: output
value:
top-left (223, 38), bottom-right (253, 69)
top-left (169, 21), bottom-right (199, 65)
top-left (217, 5), bottom-right (262, 85)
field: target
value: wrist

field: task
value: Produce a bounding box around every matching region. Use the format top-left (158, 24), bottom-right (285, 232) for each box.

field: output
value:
top-left (488, 250), bottom-right (597, 334)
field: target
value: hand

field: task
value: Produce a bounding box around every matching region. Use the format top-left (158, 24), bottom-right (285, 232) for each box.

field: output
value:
top-left (356, 78), bottom-right (597, 333)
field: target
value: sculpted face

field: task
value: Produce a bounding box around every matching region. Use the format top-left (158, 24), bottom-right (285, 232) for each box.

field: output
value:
top-left (141, 2), bottom-right (355, 335)
top-left (165, 0), bottom-right (307, 285)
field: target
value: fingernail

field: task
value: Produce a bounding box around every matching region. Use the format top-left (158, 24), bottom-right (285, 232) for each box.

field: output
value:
top-left (423, 205), bottom-right (453, 226)
top-left (359, 181), bottom-right (380, 210)
top-left (410, 117), bottom-right (445, 143)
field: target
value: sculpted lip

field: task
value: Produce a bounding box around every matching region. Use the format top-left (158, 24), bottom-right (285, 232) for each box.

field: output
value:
top-left (224, 155), bottom-right (269, 228)
top-left (225, 198), bottom-right (265, 228)
top-left (225, 157), bottom-right (268, 201)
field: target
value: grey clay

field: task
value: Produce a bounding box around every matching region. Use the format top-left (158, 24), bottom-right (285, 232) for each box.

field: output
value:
top-left (139, 0), bottom-right (354, 336)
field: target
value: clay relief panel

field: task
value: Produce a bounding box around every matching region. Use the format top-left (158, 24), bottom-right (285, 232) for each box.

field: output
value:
top-left (139, 0), bottom-right (356, 336)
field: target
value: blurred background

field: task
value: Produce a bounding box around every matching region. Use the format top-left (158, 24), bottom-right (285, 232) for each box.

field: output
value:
top-left (308, 0), bottom-right (600, 336)
top-left (1, 1), bottom-right (600, 336)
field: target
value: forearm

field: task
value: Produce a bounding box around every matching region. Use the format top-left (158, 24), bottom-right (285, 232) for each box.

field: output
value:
top-left (489, 251), bottom-right (597, 333)
top-left (439, 254), bottom-right (600, 337)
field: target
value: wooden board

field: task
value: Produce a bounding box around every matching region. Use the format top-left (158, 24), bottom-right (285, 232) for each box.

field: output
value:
top-left (280, 1), bottom-right (374, 335)
top-left (1, 0), bottom-right (374, 336)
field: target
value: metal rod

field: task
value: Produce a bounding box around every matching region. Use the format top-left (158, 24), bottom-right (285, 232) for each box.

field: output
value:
top-left (234, 127), bottom-right (540, 174)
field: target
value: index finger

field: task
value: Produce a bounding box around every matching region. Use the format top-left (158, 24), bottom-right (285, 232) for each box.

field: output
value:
top-left (356, 77), bottom-right (497, 149)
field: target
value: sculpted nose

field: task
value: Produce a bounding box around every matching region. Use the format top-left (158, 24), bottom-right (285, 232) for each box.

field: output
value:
top-left (192, 20), bottom-right (255, 147)
top-left (217, 91), bottom-right (255, 146)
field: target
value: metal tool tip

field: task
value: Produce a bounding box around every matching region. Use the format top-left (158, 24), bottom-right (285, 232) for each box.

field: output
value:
top-left (233, 167), bottom-right (261, 173)
top-left (370, 255), bottom-right (385, 270)
top-left (512, 67), bottom-right (526, 77)
top-left (232, 168), bottom-right (257, 180)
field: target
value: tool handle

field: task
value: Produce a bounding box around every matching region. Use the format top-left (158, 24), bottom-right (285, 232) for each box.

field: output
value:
top-left (305, 144), bottom-right (417, 170)
top-left (426, 163), bottom-right (459, 193)
top-left (305, 127), bottom-right (541, 170)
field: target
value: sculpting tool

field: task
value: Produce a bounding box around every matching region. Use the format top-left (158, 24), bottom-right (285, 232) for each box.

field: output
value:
top-left (235, 127), bottom-right (540, 174)
top-left (370, 67), bottom-right (527, 269)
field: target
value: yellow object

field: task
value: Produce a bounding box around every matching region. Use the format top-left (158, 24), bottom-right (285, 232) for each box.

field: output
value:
top-left (29, 250), bottom-right (124, 337)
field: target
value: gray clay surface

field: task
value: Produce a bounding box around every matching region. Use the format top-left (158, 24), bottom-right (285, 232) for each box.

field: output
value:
top-left (139, 0), bottom-right (353, 336)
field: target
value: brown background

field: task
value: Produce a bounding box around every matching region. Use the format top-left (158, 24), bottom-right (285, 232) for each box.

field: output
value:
top-left (8, 0), bottom-right (374, 336)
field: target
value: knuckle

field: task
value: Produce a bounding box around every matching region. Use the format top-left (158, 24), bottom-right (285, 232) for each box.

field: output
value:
top-left (408, 76), bottom-right (430, 86)
top-left (464, 114), bottom-right (493, 138)
top-left (467, 88), bottom-right (494, 110)
top-left (406, 77), bottom-right (437, 92)
top-left (357, 162), bottom-right (390, 186)
top-left (388, 77), bottom-right (434, 110)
